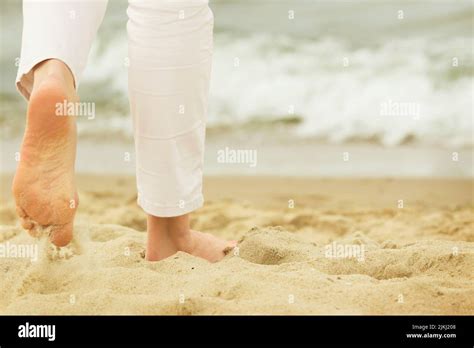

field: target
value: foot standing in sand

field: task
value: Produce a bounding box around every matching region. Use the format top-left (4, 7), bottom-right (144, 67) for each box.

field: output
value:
top-left (13, 0), bottom-right (236, 262)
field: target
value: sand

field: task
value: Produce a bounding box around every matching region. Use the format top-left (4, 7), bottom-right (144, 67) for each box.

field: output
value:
top-left (0, 175), bottom-right (473, 315)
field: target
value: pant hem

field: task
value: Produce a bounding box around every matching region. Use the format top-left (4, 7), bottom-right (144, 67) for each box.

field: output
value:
top-left (137, 194), bottom-right (204, 217)
top-left (16, 55), bottom-right (80, 100)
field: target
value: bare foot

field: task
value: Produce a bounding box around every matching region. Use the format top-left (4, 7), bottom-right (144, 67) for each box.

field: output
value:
top-left (146, 214), bottom-right (237, 262)
top-left (184, 229), bottom-right (237, 263)
top-left (12, 59), bottom-right (78, 247)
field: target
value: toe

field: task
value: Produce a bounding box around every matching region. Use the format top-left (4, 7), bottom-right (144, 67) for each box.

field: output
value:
top-left (49, 222), bottom-right (73, 247)
top-left (21, 217), bottom-right (33, 230)
top-left (16, 206), bottom-right (27, 218)
top-left (223, 240), bottom-right (238, 256)
top-left (22, 219), bottom-right (41, 238)
top-left (227, 240), bottom-right (238, 249)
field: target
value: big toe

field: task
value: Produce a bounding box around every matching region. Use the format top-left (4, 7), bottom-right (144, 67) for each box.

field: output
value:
top-left (223, 240), bottom-right (238, 255)
top-left (49, 222), bottom-right (73, 247)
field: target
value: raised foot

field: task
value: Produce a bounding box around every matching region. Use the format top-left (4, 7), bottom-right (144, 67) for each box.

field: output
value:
top-left (12, 67), bottom-right (78, 247)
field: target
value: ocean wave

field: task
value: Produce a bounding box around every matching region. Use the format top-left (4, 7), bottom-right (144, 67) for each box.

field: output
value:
top-left (1, 1), bottom-right (472, 148)
top-left (208, 33), bottom-right (473, 147)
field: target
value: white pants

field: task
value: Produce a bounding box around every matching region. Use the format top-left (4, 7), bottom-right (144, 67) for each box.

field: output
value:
top-left (16, 0), bottom-right (214, 217)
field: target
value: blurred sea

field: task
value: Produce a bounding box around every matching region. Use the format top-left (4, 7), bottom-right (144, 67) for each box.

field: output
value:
top-left (0, 0), bottom-right (473, 177)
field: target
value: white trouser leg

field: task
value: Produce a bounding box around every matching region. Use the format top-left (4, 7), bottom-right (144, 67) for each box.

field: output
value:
top-left (16, 0), bottom-right (108, 100)
top-left (127, 0), bottom-right (214, 217)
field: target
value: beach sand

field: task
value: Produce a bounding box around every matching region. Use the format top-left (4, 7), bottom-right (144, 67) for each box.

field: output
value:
top-left (0, 174), bottom-right (473, 315)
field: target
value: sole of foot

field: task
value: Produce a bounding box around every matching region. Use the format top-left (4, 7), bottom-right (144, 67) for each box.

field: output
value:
top-left (12, 71), bottom-right (78, 247)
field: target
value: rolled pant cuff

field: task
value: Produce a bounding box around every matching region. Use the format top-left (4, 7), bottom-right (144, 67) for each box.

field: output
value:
top-left (16, 55), bottom-right (82, 101)
top-left (137, 194), bottom-right (204, 218)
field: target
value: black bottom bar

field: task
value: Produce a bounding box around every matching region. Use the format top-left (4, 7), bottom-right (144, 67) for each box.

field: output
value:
top-left (0, 315), bottom-right (473, 346)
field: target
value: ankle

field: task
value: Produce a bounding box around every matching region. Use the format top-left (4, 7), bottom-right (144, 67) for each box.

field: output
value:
top-left (147, 214), bottom-right (195, 254)
top-left (169, 229), bottom-right (194, 254)
top-left (164, 215), bottom-right (194, 253)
